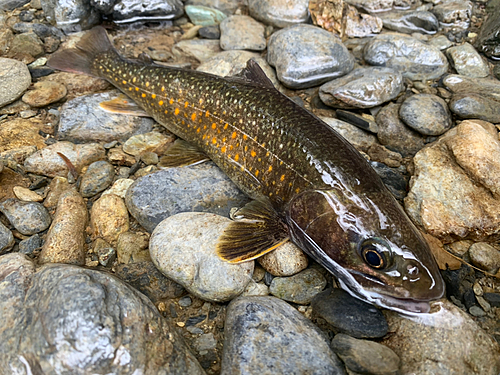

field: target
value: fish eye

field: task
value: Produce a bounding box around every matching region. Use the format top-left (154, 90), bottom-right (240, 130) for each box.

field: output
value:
top-left (359, 238), bottom-right (393, 270)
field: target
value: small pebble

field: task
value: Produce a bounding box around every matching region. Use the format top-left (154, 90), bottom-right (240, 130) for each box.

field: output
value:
top-left (91, 194), bottom-right (130, 244)
top-left (258, 241), bottom-right (308, 276)
top-left (13, 186), bottom-right (43, 202)
top-left (79, 160), bottom-right (115, 198)
top-left (269, 268), bottom-right (327, 304)
top-left (179, 296), bottom-right (192, 307)
top-left (469, 305), bottom-right (486, 317)
top-left (18, 233), bottom-right (42, 256)
top-left (21, 81), bottom-right (66, 107)
top-left (469, 242), bottom-right (500, 274)
top-left (0, 198), bottom-right (51, 235)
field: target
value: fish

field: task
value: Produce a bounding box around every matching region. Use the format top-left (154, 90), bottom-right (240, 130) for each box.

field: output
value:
top-left (48, 26), bottom-right (444, 314)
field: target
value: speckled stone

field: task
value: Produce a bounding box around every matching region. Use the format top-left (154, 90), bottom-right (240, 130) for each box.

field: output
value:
top-left (447, 42), bottom-right (489, 78)
top-left (0, 58), bottom-right (31, 108)
top-left (220, 15), bottom-right (266, 51)
top-left (91, 194), bottom-right (129, 243)
top-left (258, 241), bottom-right (308, 276)
top-left (0, 220), bottom-right (14, 255)
top-left (269, 268), bottom-right (327, 304)
top-left (399, 94), bottom-right (451, 136)
top-left (0, 198), bottom-right (51, 235)
top-left (468, 242), bottom-right (500, 274)
top-left (79, 160), bottom-right (115, 198)
top-left (21, 81), bottom-right (66, 107)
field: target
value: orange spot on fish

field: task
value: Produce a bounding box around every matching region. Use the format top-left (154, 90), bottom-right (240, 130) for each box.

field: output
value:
top-left (122, 80), bottom-right (127, 84)
top-left (184, 101), bottom-right (189, 108)
top-left (295, 188), bottom-right (300, 193)
top-left (204, 125), bottom-right (207, 130)
top-left (161, 86), bottom-right (165, 91)
top-left (152, 94), bottom-right (156, 99)
top-left (268, 166), bottom-right (273, 172)
top-left (222, 137), bottom-right (226, 142)
top-left (135, 87), bottom-right (139, 91)
top-left (174, 108), bottom-right (180, 115)
top-left (221, 146), bottom-right (226, 153)
top-left (191, 113), bottom-right (197, 121)
top-left (199, 98), bottom-right (203, 105)
top-left (164, 110), bottom-right (168, 114)
top-left (128, 87), bottom-right (132, 91)
top-left (255, 170), bottom-right (259, 177)
top-left (229, 145), bottom-right (234, 151)
top-left (169, 98), bottom-right (174, 105)
top-left (212, 123), bottom-right (216, 129)
top-left (203, 135), bottom-right (207, 140)
top-left (234, 154), bottom-right (240, 162)
top-left (197, 127), bottom-right (201, 133)
top-left (232, 132), bottom-right (237, 139)
top-left (251, 150), bottom-right (256, 157)
top-left (141, 93), bottom-right (146, 98)
top-left (243, 134), bottom-right (248, 140)
top-left (159, 100), bottom-right (164, 106)
top-left (224, 123), bottom-right (228, 130)
top-left (205, 110), bottom-right (210, 117)
top-left (280, 174), bottom-right (285, 181)
top-left (212, 137), bottom-right (217, 144)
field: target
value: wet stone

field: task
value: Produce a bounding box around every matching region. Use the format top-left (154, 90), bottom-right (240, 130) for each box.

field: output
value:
top-left (57, 91), bottom-right (154, 144)
top-left (468, 242), bottom-right (500, 274)
top-left (112, 0), bottom-right (183, 24)
top-left (432, 0), bottom-right (472, 30)
top-left (0, 253), bottom-right (205, 374)
top-left (429, 34), bottom-right (453, 50)
top-left (0, 198), bottom-right (51, 236)
top-left (150, 212), bottom-right (254, 302)
top-left (125, 163), bottom-right (248, 233)
top-left (80, 160), bottom-right (115, 198)
top-left (447, 42), bottom-right (489, 78)
top-left (172, 39), bottom-right (222, 63)
top-left (184, 4), bottom-right (226, 26)
top-left (193, 333), bottom-right (217, 352)
top-left (380, 10), bottom-right (439, 35)
top-left (258, 241), bottom-right (308, 276)
top-left (369, 161), bottom-right (407, 202)
top-left (363, 33), bottom-right (448, 81)
top-left (331, 333), bottom-right (400, 375)
top-left (319, 66), bottom-right (403, 109)
top-left (476, 3), bottom-right (500, 60)
top-left (221, 296), bottom-right (346, 375)
top-left (0, 220), bottom-right (14, 255)
top-left (311, 288), bottom-right (388, 339)
top-left (269, 268), bottom-right (326, 304)
top-left (267, 24), bottom-right (354, 89)
top-left (199, 25), bottom-right (220, 39)
top-left (91, 194), bottom-right (129, 244)
top-left (21, 81), bottom-right (67, 107)
top-left (101, 178), bottom-right (134, 199)
top-left (0, 58), bottom-right (31, 108)
top-left (321, 117), bottom-right (378, 153)
top-left (483, 293), bottom-right (500, 308)
top-left (18, 233), bottom-right (42, 256)
top-left (41, 0), bottom-right (100, 33)
top-left (344, 5), bottom-right (383, 38)
top-left (399, 94), bottom-right (451, 136)
top-left (0, 0), bottom-right (30, 10)
top-left (179, 296), bottom-right (192, 307)
top-left (248, 0), bottom-right (310, 28)
top-left (122, 131), bottom-right (172, 157)
top-left (220, 15), bottom-right (266, 51)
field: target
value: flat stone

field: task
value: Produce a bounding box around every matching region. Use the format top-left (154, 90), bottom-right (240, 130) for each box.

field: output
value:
top-left (269, 268), bottom-right (327, 304)
top-left (39, 188), bottom-right (87, 265)
top-left (399, 94), bottom-right (451, 136)
top-left (91, 194), bottom-right (129, 244)
top-left (468, 242), bottom-right (500, 274)
top-left (0, 198), bottom-right (51, 235)
top-left (447, 43), bottom-right (489, 78)
top-left (321, 116), bottom-right (378, 153)
top-left (57, 91), bottom-right (155, 143)
top-left (429, 34), bottom-right (453, 50)
top-left (221, 296), bottom-right (346, 374)
top-left (311, 288), bottom-right (388, 339)
top-left (122, 131), bottom-right (172, 156)
top-left (449, 94), bottom-right (500, 123)
top-left (364, 33), bottom-right (448, 81)
top-left (184, 4), bottom-right (226, 26)
top-left (382, 299), bottom-right (500, 375)
top-left (0, 253), bottom-right (204, 374)
top-left (258, 241), bottom-right (308, 276)
top-left (267, 24), bottom-right (354, 89)
top-left (112, 0), bottom-right (183, 23)
top-left (220, 15), bottom-right (266, 51)
top-left (22, 81), bottom-right (67, 107)
top-left (432, 0), bottom-right (472, 30)
top-left (248, 0), bottom-right (310, 28)
top-left (0, 118), bottom-right (46, 153)
top-left (150, 212), bottom-right (254, 302)
top-left (7, 32), bottom-right (44, 61)
top-left (0, 221), bottom-right (14, 255)
top-left (13, 186), bottom-right (43, 202)
top-left (39, 72), bottom-right (111, 98)
top-left (125, 163), bottom-right (248, 233)
top-left (380, 10), bottom-right (439, 35)
top-left (0, 58), bottom-right (31, 108)
top-left (172, 39), bottom-right (222, 63)
top-left (319, 66), bottom-right (403, 109)
top-left (198, 25), bottom-right (220, 39)
top-left (344, 4), bottom-right (383, 38)
top-left (79, 160), bottom-right (115, 198)
top-left (116, 231), bottom-right (150, 264)
top-left (101, 178), bottom-right (134, 199)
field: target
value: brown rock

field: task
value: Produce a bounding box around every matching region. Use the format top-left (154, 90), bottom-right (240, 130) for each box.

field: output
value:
top-left (43, 176), bottom-right (70, 209)
top-left (116, 231), bottom-right (151, 264)
top-left (107, 146), bottom-right (136, 166)
top-left (0, 118), bottom-right (45, 153)
top-left (39, 188), bottom-right (88, 265)
top-left (0, 28), bottom-right (13, 55)
top-left (0, 168), bottom-right (30, 201)
top-left (13, 186), bottom-right (43, 202)
top-left (258, 242), bottom-right (308, 277)
top-left (91, 194), bottom-right (129, 243)
top-left (39, 72), bottom-right (111, 99)
top-left (7, 32), bottom-right (44, 60)
top-left (468, 242), bottom-right (500, 274)
top-left (22, 81), bottom-right (67, 107)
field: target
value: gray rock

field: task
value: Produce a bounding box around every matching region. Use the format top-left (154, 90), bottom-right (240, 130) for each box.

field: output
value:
top-left (269, 268), bottom-right (327, 304)
top-left (380, 10), bottom-right (439, 35)
top-left (248, 0), bottom-right (310, 28)
top-left (0, 253), bottom-right (205, 374)
top-left (432, 0), bottom-right (472, 30)
top-left (483, 292), bottom-right (500, 307)
top-left (332, 333), bottom-right (400, 375)
top-left (468, 242), bottom-right (500, 274)
top-left (0, 220), bottom-right (14, 255)
top-left (80, 160), bottom-right (115, 198)
top-left (399, 94), bottom-right (451, 136)
top-left (172, 39), bottom-right (222, 62)
top-left (345, 0), bottom-right (397, 13)
top-left (363, 33), bottom-right (449, 81)
top-left (476, 3), bottom-right (500, 59)
top-left (57, 91), bottom-right (154, 143)
top-left (41, 0), bottom-right (101, 33)
top-left (311, 288), bottom-right (388, 339)
top-left (125, 162), bottom-right (248, 233)
top-left (150, 212), bottom-right (254, 302)
top-left (220, 15), bottom-right (266, 51)
top-left (267, 24), bottom-right (354, 89)
top-left (0, 58), bottom-right (31, 108)
top-left (193, 333), bottom-right (217, 352)
top-left (429, 34), bottom-right (453, 50)
top-left (112, 0), bottom-right (183, 23)
top-left (375, 102), bottom-right (425, 157)
top-left (90, 0), bottom-right (115, 14)
top-left (18, 234), bottom-right (42, 256)
top-left (319, 67), bottom-right (404, 109)
top-left (186, 0), bottom-right (245, 15)
top-left (0, 199), bottom-right (51, 235)
top-left (184, 4), bottom-right (226, 26)
top-left (221, 296), bottom-right (346, 375)
top-left (369, 161), bottom-right (408, 202)
top-left (321, 116), bottom-right (378, 153)
top-left (0, 0), bottom-right (30, 10)
top-left (258, 241), bottom-right (308, 277)
top-left (199, 25), bottom-right (220, 39)
top-left (447, 43), bottom-right (489, 78)
top-left (382, 299), bottom-right (500, 375)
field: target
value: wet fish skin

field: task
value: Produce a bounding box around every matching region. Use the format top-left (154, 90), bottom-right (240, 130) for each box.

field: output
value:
top-left (48, 27), bottom-right (444, 313)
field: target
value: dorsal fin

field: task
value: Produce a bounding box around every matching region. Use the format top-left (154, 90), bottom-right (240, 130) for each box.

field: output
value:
top-left (230, 59), bottom-right (276, 89)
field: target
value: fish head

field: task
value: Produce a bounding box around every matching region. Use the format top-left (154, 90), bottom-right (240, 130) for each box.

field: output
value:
top-left (285, 189), bottom-right (444, 314)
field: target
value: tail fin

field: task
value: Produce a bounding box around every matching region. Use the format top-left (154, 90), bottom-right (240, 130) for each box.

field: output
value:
top-left (47, 26), bottom-right (115, 76)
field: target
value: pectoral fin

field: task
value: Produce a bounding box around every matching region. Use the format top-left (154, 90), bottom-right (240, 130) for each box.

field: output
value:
top-left (217, 198), bottom-right (289, 263)
top-left (99, 94), bottom-right (150, 116)
top-left (158, 139), bottom-right (209, 167)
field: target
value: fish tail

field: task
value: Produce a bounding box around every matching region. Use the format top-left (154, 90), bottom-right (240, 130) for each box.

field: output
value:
top-left (47, 26), bottom-right (116, 77)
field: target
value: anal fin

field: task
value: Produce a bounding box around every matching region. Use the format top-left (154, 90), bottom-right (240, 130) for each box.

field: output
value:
top-left (99, 94), bottom-right (150, 116)
top-left (217, 198), bottom-right (289, 263)
top-left (158, 139), bottom-right (209, 168)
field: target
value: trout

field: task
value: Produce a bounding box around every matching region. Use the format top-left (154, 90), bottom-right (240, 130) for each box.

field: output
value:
top-left (48, 27), bottom-right (444, 313)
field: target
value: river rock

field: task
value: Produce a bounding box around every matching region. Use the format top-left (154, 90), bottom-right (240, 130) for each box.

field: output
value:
top-left (150, 212), bottom-right (254, 302)
top-left (311, 288), bottom-right (388, 339)
top-left (319, 67), bottom-right (403, 109)
top-left (185, 0), bottom-right (245, 15)
top-left (0, 118), bottom-right (46, 153)
top-left (24, 141), bottom-right (106, 178)
top-left (332, 333), bottom-right (400, 375)
top-left (468, 242), bottom-right (500, 274)
top-left (13, 186), bottom-right (43, 202)
top-left (125, 163), bottom-right (248, 233)
top-left (122, 131), bottom-right (172, 156)
top-left (184, 4), bottom-right (226, 26)
top-left (405, 120), bottom-right (500, 242)
top-left (41, 0), bottom-right (100, 33)
top-left (432, 0), bottom-right (472, 30)
top-left (0, 198), bottom-right (51, 235)
top-left (447, 43), bottom-right (489, 78)
top-left (116, 231), bottom-right (150, 264)
top-left (267, 24), bottom-right (354, 89)
top-left (399, 94), bottom-right (451, 136)
top-left (39, 188), bottom-right (87, 265)
top-left (0, 221), bottom-right (14, 255)
top-left (380, 10), bottom-right (439, 35)
top-left (112, 0), bottom-right (183, 24)
top-left (0, 58), bottom-right (31, 108)
top-left (80, 160), bottom-right (115, 198)
top-left (7, 32), bottom-right (44, 62)
top-left (0, 0), bottom-right (30, 10)
top-left (22, 81), bottom-right (66, 107)
top-left (221, 296), bottom-right (346, 374)
top-left (258, 241), bottom-right (308, 276)
top-left (321, 116), bottom-right (378, 153)
top-left (248, 0), bottom-right (310, 28)
top-left (172, 39), bottom-right (222, 62)
top-left (0, 253), bottom-right (204, 374)
top-left (220, 15), bottom-right (266, 51)
top-left (57, 91), bottom-right (154, 143)
top-left (91, 194), bottom-right (129, 243)
top-left (382, 300), bottom-right (500, 375)
top-left (476, 3), bottom-right (500, 60)
top-left (269, 268), bottom-right (327, 304)
top-left (363, 33), bottom-right (448, 81)
top-left (102, 178), bottom-right (134, 198)
top-left (429, 34), bottom-right (453, 50)
top-left (18, 234), bottom-right (42, 256)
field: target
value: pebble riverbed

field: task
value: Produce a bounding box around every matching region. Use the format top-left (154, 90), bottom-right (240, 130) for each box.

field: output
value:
top-left (0, 0), bottom-right (500, 374)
